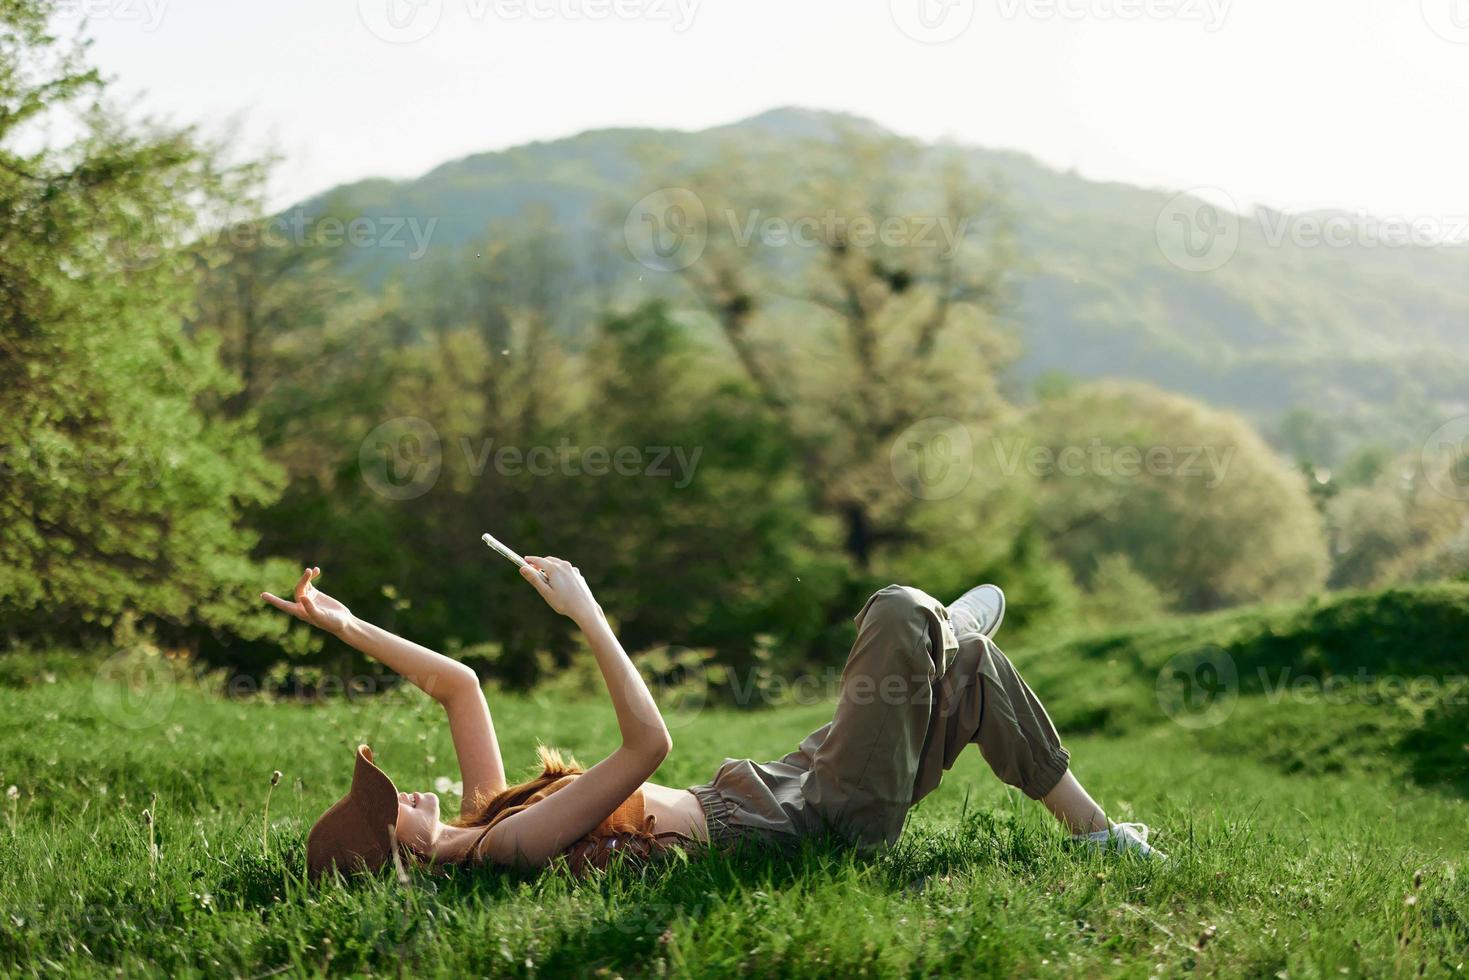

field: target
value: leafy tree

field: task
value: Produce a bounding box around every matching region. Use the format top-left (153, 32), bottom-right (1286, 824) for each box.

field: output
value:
top-left (1020, 381), bottom-right (1330, 610)
top-left (0, 1), bottom-right (295, 651)
top-left (660, 129), bottom-right (1016, 571)
top-left (1276, 407), bottom-right (1342, 468)
top-left (1327, 447), bottom-right (1469, 589)
top-left (551, 303), bottom-right (848, 670)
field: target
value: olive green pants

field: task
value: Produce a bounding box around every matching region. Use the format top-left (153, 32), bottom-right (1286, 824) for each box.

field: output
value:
top-left (690, 585), bottom-right (1071, 850)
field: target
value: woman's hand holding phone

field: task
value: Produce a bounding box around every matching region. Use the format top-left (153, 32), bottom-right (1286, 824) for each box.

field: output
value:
top-left (519, 556), bottom-right (604, 626)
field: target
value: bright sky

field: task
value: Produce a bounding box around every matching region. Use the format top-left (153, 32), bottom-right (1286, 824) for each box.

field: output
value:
top-left (75, 0), bottom-right (1469, 220)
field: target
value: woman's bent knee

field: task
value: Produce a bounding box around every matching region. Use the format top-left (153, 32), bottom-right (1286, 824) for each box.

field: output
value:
top-left (857, 584), bottom-right (925, 628)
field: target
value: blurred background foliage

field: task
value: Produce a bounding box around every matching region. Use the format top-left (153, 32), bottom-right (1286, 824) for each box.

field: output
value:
top-left (3, 0), bottom-right (1467, 695)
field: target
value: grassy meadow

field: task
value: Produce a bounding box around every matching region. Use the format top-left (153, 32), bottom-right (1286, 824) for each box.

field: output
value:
top-left (2, 585), bottom-right (1467, 978)
top-left (8, 3), bottom-right (1469, 978)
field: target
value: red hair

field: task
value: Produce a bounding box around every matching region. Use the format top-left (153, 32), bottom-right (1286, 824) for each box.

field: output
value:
top-left (449, 745), bottom-right (585, 832)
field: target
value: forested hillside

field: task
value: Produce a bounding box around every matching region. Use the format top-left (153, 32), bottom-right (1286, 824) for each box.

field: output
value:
top-left (289, 107), bottom-right (1469, 463)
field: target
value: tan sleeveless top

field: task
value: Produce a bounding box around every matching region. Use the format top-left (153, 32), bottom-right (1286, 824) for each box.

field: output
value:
top-left (484, 774), bottom-right (689, 875)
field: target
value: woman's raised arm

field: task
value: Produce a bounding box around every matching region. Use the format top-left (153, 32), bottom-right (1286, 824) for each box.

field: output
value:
top-left (475, 556), bottom-right (671, 867)
top-left (261, 567), bottom-right (508, 808)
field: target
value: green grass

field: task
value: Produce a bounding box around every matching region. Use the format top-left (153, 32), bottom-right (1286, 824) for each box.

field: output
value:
top-left (2, 586), bottom-right (1467, 977)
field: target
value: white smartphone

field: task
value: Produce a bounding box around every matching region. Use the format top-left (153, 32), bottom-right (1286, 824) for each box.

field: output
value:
top-left (482, 532), bottom-right (548, 580)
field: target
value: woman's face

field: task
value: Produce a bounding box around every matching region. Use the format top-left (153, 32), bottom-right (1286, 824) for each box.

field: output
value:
top-left (395, 790), bottom-right (442, 853)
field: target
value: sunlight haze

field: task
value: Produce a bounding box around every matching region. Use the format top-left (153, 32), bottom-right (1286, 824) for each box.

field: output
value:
top-left (77, 0), bottom-right (1469, 220)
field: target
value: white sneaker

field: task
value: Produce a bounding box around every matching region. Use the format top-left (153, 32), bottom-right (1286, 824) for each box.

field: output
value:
top-left (948, 584), bottom-right (1005, 639)
top-left (1074, 822), bottom-right (1168, 861)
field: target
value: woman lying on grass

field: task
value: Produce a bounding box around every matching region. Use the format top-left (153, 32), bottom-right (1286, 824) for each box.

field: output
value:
top-left (262, 558), bottom-right (1165, 880)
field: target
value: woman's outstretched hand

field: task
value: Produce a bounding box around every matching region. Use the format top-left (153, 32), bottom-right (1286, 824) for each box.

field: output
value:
top-left (261, 567), bottom-right (355, 636)
top-left (521, 556), bottom-right (603, 625)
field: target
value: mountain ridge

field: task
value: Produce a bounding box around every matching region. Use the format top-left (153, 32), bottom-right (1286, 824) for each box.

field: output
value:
top-left (286, 106), bottom-right (1469, 461)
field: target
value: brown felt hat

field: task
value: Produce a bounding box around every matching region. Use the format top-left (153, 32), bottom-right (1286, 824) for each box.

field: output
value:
top-left (306, 744), bottom-right (400, 880)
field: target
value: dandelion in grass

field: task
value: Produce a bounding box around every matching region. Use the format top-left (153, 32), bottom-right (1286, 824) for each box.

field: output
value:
top-left (262, 770), bottom-right (282, 856)
top-left (143, 807), bottom-right (158, 871)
